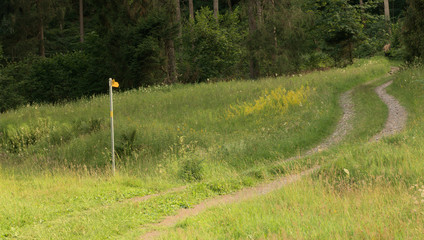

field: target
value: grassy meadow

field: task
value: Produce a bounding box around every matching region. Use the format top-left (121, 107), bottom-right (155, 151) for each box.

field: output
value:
top-left (159, 65), bottom-right (424, 239)
top-left (0, 57), bottom-right (397, 239)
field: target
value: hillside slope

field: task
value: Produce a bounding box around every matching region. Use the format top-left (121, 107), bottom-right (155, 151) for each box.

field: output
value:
top-left (156, 67), bottom-right (424, 239)
top-left (0, 58), bottom-right (396, 239)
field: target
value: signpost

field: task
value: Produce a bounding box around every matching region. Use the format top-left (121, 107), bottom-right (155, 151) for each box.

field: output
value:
top-left (109, 78), bottom-right (119, 176)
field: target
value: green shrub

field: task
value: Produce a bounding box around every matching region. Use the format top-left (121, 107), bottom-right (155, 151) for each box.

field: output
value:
top-left (73, 118), bottom-right (105, 135)
top-left (2, 118), bottom-right (51, 153)
top-left (204, 178), bottom-right (244, 194)
top-left (49, 123), bottom-right (74, 146)
top-left (116, 129), bottom-right (139, 157)
top-left (402, 0), bottom-right (424, 60)
top-left (28, 51), bottom-right (105, 103)
top-left (312, 0), bottom-right (363, 64)
top-left (0, 118), bottom-right (81, 152)
top-left (0, 59), bottom-right (34, 112)
top-left (0, 51), bottom-right (107, 113)
top-left (178, 158), bottom-right (204, 182)
top-left (180, 7), bottom-right (246, 82)
top-left (0, 74), bottom-right (26, 112)
top-left (301, 51), bottom-right (335, 70)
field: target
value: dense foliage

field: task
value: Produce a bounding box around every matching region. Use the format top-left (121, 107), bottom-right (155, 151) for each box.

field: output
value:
top-left (0, 0), bottom-right (412, 112)
top-left (402, 0), bottom-right (424, 60)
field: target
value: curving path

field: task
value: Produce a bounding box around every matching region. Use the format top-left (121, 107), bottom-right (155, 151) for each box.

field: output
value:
top-left (140, 167), bottom-right (319, 240)
top-left (371, 80), bottom-right (407, 141)
top-left (306, 89), bottom-right (354, 154)
top-left (139, 90), bottom-right (356, 239)
top-left (139, 75), bottom-right (408, 240)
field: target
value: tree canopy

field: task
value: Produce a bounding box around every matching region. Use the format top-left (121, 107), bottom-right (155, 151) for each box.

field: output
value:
top-left (0, 0), bottom-right (415, 112)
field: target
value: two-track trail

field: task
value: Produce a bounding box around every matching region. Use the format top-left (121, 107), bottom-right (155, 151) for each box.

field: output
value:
top-left (140, 90), bottom-right (356, 239)
top-left (139, 72), bottom-right (408, 239)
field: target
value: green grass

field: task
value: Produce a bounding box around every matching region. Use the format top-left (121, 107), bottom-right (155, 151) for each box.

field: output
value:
top-left (344, 78), bottom-right (389, 143)
top-left (0, 57), bottom-right (394, 239)
top-left (157, 64), bottom-right (424, 239)
top-left (0, 57), bottom-right (390, 173)
top-left (160, 180), bottom-right (423, 240)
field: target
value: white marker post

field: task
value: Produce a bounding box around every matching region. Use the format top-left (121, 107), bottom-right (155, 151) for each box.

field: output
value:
top-left (109, 78), bottom-right (119, 176)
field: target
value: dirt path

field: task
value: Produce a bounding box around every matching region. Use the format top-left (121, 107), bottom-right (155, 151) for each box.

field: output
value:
top-left (139, 89), bottom-right (355, 240)
top-left (276, 89), bottom-right (354, 165)
top-left (140, 167), bottom-right (319, 240)
top-left (371, 80), bottom-right (407, 141)
top-left (306, 90), bottom-right (354, 154)
top-left (139, 76), bottom-right (408, 240)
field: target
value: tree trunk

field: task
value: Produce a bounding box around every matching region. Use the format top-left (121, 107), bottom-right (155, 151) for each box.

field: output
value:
top-left (248, 1), bottom-right (257, 41)
top-left (359, 0), bottom-right (365, 23)
top-left (257, 0), bottom-right (263, 27)
top-left (189, 0), bottom-right (194, 21)
top-left (248, 0), bottom-right (259, 79)
top-left (271, 0), bottom-right (277, 63)
top-left (176, 0), bottom-right (182, 37)
top-left (383, 0), bottom-right (390, 22)
top-left (40, 18), bottom-right (45, 57)
top-left (227, 0), bottom-right (232, 13)
top-left (165, 39), bottom-right (177, 84)
top-left (79, 0), bottom-right (84, 42)
top-left (383, 0), bottom-right (391, 35)
top-left (37, 0), bottom-right (45, 57)
top-left (213, 0), bottom-right (219, 23)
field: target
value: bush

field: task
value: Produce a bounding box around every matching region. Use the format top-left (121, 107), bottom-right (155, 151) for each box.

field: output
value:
top-left (300, 51), bottom-right (334, 70)
top-left (0, 117), bottom-right (98, 153)
top-left (178, 158), bottom-right (204, 182)
top-left (116, 129), bottom-right (140, 157)
top-left (313, 0), bottom-right (363, 64)
top-left (49, 122), bottom-right (74, 146)
top-left (180, 7), bottom-right (246, 83)
top-left (0, 51), bottom-right (107, 112)
top-left (28, 51), bottom-right (105, 103)
top-left (81, 10), bottom-right (171, 89)
top-left (0, 59), bottom-right (34, 112)
top-left (402, 0), bottom-right (424, 60)
top-left (73, 118), bottom-right (105, 135)
top-left (0, 73), bottom-right (26, 112)
top-left (1, 118), bottom-right (51, 153)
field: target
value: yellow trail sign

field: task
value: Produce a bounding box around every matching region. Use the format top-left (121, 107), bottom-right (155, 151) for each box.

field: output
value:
top-left (109, 78), bottom-right (118, 176)
top-left (111, 79), bottom-right (119, 88)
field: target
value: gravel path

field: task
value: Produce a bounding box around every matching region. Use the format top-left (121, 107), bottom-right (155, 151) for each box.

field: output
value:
top-left (371, 80), bottom-right (407, 141)
top-left (306, 89), bottom-right (354, 154)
